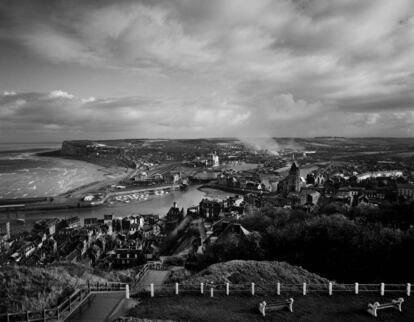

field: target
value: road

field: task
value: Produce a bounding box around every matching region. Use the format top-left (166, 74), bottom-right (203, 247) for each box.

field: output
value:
top-left (134, 270), bottom-right (170, 293)
top-left (66, 292), bottom-right (125, 322)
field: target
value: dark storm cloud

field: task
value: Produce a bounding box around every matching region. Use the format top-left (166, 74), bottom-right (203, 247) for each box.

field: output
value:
top-left (1, 0), bottom-right (414, 140)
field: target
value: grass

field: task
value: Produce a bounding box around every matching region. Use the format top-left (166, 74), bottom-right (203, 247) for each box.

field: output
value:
top-left (0, 262), bottom-right (135, 314)
top-left (128, 293), bottom-right (414, 322)
top-left (173, 260), bottom-right (330, 285)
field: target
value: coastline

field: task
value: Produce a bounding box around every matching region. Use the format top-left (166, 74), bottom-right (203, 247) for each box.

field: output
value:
top-left (0, 147), bottom-right (131, 201)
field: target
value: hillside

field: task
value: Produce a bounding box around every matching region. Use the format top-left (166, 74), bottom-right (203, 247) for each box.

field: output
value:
top-left (176, 260), bottom-right (329, 285)
top-left (0, 262), bottom-right (135, 314)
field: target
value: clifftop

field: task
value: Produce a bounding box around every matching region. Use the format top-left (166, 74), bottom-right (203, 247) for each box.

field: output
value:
top-left (178, 260), bottom-right (329, 285)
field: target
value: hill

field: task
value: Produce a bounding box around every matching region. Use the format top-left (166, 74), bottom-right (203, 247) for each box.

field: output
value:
top-left (175, 260), bottom-right (329, 285)
top-left (0, 262), bottom-right (135, 314)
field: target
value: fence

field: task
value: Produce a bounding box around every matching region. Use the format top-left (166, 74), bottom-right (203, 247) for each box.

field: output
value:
top-left (0, 282), bottom-right (128, 322)
top-left (134, 282), bottom-right (412, 298)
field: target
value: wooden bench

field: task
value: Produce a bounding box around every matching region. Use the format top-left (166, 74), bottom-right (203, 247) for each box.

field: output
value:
top-left (258, 298), bottom-right (294, 316)
top-left (367, 298), bottom-right (404, 317)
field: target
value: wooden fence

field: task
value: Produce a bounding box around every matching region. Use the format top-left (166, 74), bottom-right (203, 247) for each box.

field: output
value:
top-left (134, 282), bottom-right (412, 298)
top-left (0, 282), bottom-right (128, 322)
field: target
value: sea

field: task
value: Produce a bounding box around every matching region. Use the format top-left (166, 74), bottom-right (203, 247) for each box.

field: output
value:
top-left (0, 142), bottom-right (236, 227)
top-left (0, 142), bottom-right (111, 199)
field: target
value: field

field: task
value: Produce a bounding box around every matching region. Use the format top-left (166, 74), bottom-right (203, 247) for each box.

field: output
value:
top-left (128, 293), bottom-right (414, 322)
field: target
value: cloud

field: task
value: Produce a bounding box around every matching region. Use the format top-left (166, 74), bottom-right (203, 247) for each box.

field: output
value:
top-left (48, 90), bottom-right (74, 99)
top-left (3, 91), bottom-right (16, 96)
top-left (1, 89), bottom-right (413, 142)
top-left (0, 0), bottom-right (414, 139)
top-left (81, 97), bottom-right (96, 103)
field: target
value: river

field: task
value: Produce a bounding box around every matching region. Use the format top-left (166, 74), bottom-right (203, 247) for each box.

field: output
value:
top-left (2, 186), bottom-right (237, 228)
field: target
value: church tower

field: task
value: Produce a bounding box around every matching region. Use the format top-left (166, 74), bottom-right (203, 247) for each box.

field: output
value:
top-left (287, 161), bottom-right (301, 193)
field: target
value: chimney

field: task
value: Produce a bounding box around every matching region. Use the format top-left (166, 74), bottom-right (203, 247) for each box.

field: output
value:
top-left (173, 201), bottom-right (177, 208)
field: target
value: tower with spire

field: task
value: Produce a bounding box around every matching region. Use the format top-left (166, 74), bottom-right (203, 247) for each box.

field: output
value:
top-left (278, 156), bottom-right (301, 194)
top-left (287, 161), bottom-right (301, 193)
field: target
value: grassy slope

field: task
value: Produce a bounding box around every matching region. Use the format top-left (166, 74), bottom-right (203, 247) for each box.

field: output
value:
top-left (131, 260), bottom-right (413, 321)
top-left (177, 260), bottom-right (330, 285)
top-left (0, 262), bottom-right (135, 314)
top-left (129, 294), bottom-right (414, 322)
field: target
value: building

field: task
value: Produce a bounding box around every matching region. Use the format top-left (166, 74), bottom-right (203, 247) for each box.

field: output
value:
top-left (84, 218), bottom-right (98, 226)
top-left (165, 202), bottom-right (184, 232)
top-left (299, 189), bottom-right (321, 206)
top-left (278, 162), bottom-right (301, 194)
top-left (104, 214), bottom-right (113, 225)
top-left (0, 221), bottom-right (10, 240)
top-left (34, 219), bottom-right (59, 236)
top-left (207, 152), bottom-right (219, 167)
top-left (397, 184), bottom-right (414, 198)
top-left (167, 172), bottom-right (181, 184)
top-left (356, 170), bottom-right (404, 183)
top-left (113, 248), bottom-right (144, 267)
top-left (199, 199), bottom-right (222, 220)
top-left (63, 217), bottom-right (80, 229)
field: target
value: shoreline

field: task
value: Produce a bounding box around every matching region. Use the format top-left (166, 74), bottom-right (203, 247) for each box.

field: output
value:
top-left (198, 183), bottom-right (271, 195)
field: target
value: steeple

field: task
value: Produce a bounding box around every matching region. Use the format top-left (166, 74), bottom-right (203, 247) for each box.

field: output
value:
top-left (289, 158), bottom-right (300, 177)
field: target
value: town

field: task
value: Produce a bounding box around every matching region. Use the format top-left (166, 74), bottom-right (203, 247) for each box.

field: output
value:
top-left (1, 138), bottom-right (414, 272)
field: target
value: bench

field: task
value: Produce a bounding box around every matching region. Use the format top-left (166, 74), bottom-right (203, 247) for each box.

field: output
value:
top-left (367, 298), bottom-right (404, 317)
top-left (258, 298), bottom-right (294, 316)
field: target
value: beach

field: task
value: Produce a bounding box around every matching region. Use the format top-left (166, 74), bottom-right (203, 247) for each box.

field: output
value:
top-left (0, 144), bottom-right (125, 199)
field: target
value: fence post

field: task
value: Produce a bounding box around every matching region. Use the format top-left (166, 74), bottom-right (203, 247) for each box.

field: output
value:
top-left (175, 283), bottom-right (179, 295)
top-left (226, 283), bottom-right (230, 295)
top-left (329, 282), bottom-right (333, 296)
top-left (125, 284), bottom-right (130, 299)
top-left (150, 283), bottom-right (154, 298)
top-left (303, 283), bottom-right (307, 296)
top-left (355, 283), bottom-right (359, 295)
top-left (201, 283), bottom-right (204, 294)
top-left (407, 283), bottom-right (411, 296)
top-left (380, 283), bottom-right (385, 296)
top-left (26, 311), bottom-right (29, 321)
top-left (277, 282), bottom-right (281, 295)
top-left (57, 307), bottom-right (60, 320)
top-left (210, 287), bottom-right (214, 298)
top-left (6, 313), bottom-right (10, 322)
top-left (43, 309), bottom-right (46, 322)
top-left (69, 297), bottom-right (72, 312)
top-left (251, 283), bottom-right (255, 296)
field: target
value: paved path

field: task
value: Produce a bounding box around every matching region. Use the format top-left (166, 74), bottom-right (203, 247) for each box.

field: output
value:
top-left (135, 270), bottom-right (170, 292)
top-left (68, 270), bottom-right (169, 321)
top-left (66, 292), bottom-right (125, 322)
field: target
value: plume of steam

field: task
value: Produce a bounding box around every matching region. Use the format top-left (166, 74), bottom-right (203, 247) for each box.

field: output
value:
top-left (238, 137), bottom-right (304, 155)
top-left (238, 137), bottom-right (281, 155)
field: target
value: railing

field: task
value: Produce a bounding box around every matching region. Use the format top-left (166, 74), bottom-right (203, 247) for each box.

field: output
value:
top-left (88, 281), bottom-right (128, 293)
top-left (133, 262), bottom-right (168, 287)
top-left (133, 282), bottom-right (412, 298)
top-left (0, 282), bottom-right (128, 322)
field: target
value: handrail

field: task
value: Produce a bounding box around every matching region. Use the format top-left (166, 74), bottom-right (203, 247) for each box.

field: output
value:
top-left (0, 282), bottom-right (129, 322)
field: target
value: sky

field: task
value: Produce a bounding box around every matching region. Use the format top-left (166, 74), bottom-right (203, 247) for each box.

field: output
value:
top-left (0, 0), bottom-right (413, 142)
